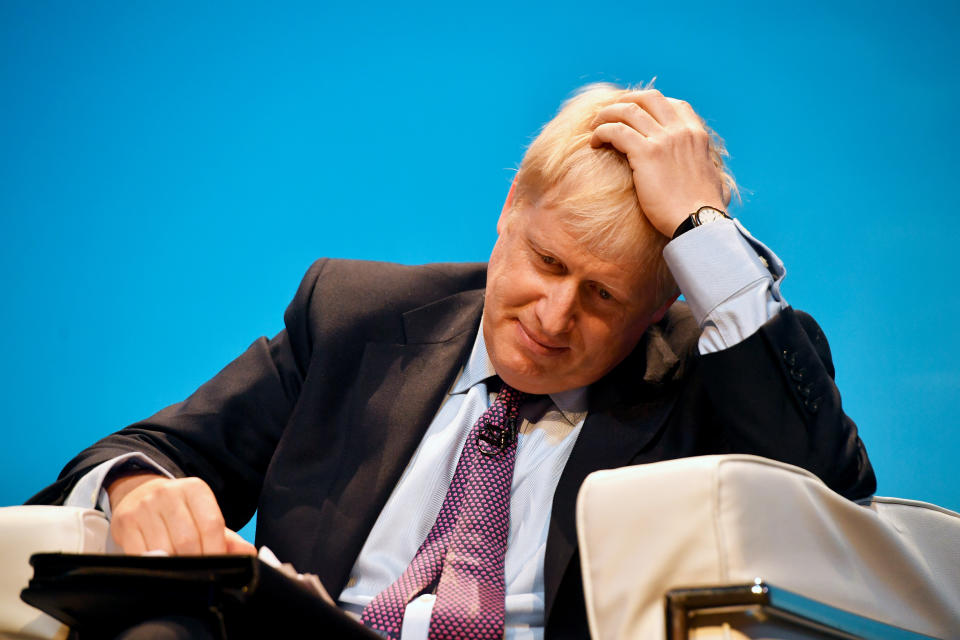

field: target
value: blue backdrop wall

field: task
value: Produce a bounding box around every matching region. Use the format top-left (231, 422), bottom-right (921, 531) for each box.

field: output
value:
top-left (3, 1), bottom-right (958, 544)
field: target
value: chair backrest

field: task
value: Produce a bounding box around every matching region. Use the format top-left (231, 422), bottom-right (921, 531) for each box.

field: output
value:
top-left (0, 505), bottom-right (110, 640)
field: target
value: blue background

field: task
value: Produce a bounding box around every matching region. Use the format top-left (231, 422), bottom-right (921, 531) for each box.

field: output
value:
top-left (3, 1), bottom-right (958, 545)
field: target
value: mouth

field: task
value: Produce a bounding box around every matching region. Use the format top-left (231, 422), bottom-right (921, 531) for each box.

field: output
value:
top-left (515, 320), bottom-right (569, 356)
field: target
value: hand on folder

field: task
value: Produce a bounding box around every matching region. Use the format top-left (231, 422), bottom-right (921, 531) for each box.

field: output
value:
top-left (107, 473), bottom-right (256, 556)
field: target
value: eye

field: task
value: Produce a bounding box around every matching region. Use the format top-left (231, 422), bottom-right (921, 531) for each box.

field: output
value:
top-left (539, 254), bottom-right (558, 266)
top-left (589, 283), bottom-right (615, 302)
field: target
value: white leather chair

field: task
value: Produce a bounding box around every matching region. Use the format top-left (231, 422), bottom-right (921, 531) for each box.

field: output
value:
top-left (6, 457), bottom-right (959, 639)
top-left (0, 506), bottom-right (110, 640)
top-left (576, 455), bottom-right (960, 639)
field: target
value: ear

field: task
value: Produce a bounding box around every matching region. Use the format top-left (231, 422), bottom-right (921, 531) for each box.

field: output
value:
top-left (497, 174), bottom-right (519, 234)
top-left (651, 291), bottom-right (679, 323)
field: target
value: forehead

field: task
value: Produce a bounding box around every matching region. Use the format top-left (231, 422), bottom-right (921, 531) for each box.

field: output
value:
top-left (515, 202), bottom-right (641, 264)
top-left (527, 183), bottom-right (647, 256)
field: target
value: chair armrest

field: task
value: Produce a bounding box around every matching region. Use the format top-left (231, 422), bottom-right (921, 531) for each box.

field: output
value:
top-left (0, 505), bottom-right (110, 639)
top-left (575, 454), bottom-right (960, 639)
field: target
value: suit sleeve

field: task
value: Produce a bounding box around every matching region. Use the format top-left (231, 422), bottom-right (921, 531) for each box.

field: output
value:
top-left (696, 306), bottom-right (876, 500)
top-left (25, 259), bottom-right (329, 529)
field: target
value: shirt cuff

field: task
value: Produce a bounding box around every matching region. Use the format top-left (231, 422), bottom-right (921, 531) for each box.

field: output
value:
top-left (663, 219), bottom-right (789, 354)
top-left (63, 452), bottom-right (173, 519)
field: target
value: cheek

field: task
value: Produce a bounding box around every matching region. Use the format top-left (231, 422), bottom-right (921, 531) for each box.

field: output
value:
top-left (578, 315), bottom-right (637, 360)
top-left (488, 267), bottom-right (540, 312)
top-left (578, 318), bottom-right (613, 350)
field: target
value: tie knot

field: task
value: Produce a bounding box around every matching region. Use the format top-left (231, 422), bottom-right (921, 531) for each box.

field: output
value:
top-left (476, 383), bottom-right (527, 456)
top-left (495, 382), bottom-right (526, 407)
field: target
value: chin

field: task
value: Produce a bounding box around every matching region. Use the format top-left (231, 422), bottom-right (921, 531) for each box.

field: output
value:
top-left (503, 374), bottom-right (553, 395)
top-left (490, 350), bottom-right (547, 393)
top-left (487, 324), bottom-right (583, 393)
top-left (498, 359), bottom-right (581, 395)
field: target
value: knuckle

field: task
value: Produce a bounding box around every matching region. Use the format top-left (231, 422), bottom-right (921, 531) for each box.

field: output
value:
top-left (592, 123), bottom-right (613, 139)
top-left (140, 491), bottom-right (161, 509)
top-left (675, 126), bottom-right (703, 144)
top-left (183, 476), bottom-right (212, 496)
top-left (151, 479), bottom-right (174, 497)
top-left (596, 103), bottom-right (616, 117)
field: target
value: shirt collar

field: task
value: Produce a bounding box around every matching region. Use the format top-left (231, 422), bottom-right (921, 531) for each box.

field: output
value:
top-left (451, 324), bottom-right (589, 426)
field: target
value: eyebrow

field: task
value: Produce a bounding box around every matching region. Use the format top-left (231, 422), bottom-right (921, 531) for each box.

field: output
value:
top-left (525, 235), bottom-right (630, 302)
top-left (527, 237), bottom-right (554, 258)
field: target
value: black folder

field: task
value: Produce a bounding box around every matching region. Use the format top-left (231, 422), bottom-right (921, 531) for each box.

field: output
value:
top-left (21, 553), bottom-right (381, 639)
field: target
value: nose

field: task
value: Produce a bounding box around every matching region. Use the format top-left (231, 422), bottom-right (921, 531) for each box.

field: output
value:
top-left (535, 280), bottom-right (577, 337)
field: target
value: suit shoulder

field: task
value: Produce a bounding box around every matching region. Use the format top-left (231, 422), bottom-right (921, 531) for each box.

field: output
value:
top-left (284, 258), bottom-right (486, 347)
top-left (300, 258), bottom-right (485, 300)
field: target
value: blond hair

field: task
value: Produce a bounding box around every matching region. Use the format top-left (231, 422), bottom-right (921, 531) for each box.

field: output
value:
top-left (513, 82), bottom-right (737, 308)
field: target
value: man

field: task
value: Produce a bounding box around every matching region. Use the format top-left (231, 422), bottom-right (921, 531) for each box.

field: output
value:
top-left (30, 84), bottom-right (875, 639)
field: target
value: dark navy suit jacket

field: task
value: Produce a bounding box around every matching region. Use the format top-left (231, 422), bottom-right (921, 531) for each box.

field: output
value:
top-left (30, 258), bottom-right (876, 639)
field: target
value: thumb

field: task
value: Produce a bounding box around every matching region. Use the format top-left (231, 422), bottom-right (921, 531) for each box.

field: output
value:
top-left (224, 528), bottom-right (257, 555)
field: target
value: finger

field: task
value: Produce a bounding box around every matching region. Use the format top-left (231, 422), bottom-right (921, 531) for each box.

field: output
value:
top-left (111, 518), bottom-right (148, 555)
top-left (160, 491), bottom-right (206, 555)
top-left (182, 478), bottom-right (228, 555)
top-left (224, 528), bottom-right (257, 556)
top-left (669, 97), bottom-right (729, 189)
top-left (668, 97), bottom-right (707, 132)
top-left (620, 89), bottom-right (682, 127)
top-left (137, 503), bottom-right (176, 554)
top-left (590, 122), bottom-right (647, 155)
top-left (591, 102), bottom-right (661, 138)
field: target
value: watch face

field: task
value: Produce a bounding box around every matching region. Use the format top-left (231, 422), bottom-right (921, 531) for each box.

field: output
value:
top-left (695, 207), bottom-right (728, 225)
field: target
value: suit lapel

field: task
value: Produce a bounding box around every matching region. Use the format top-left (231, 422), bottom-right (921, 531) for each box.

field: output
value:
top-left (312, 289), bottom-right (485, 592)
top-left (542, 306), bottom-right (697, 624)
top-left (542, 395), bottom-right (679, 623)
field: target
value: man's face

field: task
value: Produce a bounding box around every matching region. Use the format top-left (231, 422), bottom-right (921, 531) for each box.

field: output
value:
top-left (482, 203), bottom-right (661, 395)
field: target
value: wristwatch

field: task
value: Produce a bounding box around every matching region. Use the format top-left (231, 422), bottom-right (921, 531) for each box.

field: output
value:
top-left (672, 206), bottom-right (731, 239)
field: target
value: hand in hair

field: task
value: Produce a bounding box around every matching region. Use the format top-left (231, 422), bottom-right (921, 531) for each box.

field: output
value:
top-left (589, 89), bottom-right (730, 238)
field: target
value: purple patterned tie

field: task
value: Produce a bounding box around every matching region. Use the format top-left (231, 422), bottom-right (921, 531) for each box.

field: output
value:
top-left (361, 383), bottom-right (526, 639)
